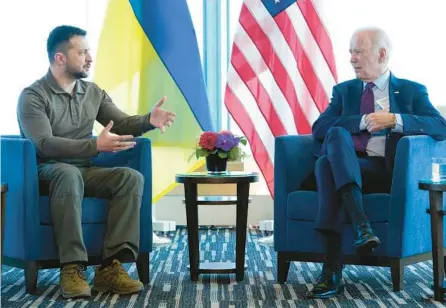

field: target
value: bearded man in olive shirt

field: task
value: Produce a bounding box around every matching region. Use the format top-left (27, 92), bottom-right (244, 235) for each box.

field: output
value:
top-left (17, 25), bottom-right (176, 299)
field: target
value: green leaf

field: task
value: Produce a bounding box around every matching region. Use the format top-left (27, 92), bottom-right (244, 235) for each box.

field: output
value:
top-left (240, 138), bottom-right (247, 145)
top-left (196, 148), bottom-right (208, 158)
top-left (218, 151), bottom-right (228, 159)
top-left (228, 147), bottom-right (238, 160)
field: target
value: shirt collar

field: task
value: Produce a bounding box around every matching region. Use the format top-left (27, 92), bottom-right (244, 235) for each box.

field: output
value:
top-left (74, 80), bottom-right (85, 94)
top-left (44, 69), bottom-right (85, 94)
top-left (363, 69), bottom-right (390, 91)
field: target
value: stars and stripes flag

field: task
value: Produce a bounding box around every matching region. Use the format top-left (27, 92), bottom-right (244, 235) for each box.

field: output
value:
top-left (224, 0), bottom-right (338, 196)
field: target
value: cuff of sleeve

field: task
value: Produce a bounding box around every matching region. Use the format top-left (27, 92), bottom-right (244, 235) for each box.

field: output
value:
top-left (359, 115), bottom-right (367, 130)
top-left (141, 113), bottom-right (156, 132)
top-left (89, 138), bottom-right (99, 156)
top-left (392, 114), bottom-right (404, 132)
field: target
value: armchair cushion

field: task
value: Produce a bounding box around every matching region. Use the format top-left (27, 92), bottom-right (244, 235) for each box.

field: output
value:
top-left (287, 191), bottom-right (390, 223)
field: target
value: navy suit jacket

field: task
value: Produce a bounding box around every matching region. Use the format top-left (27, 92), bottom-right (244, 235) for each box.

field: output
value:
top-left (312, 73), bottom-right (446, 170)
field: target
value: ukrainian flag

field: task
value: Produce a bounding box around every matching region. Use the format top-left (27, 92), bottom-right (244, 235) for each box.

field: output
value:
top-left (94, 0), bottom-right (213, 202)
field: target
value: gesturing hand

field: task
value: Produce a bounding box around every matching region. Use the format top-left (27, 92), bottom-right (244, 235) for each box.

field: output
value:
top-left (97, 121), bottom-right (136, 152)
top-left (149, 96), bottom-right (176, 133)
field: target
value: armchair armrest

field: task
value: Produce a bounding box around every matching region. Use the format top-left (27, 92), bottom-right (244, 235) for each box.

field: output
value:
top-left (0, 137), bottom-right (41, 260)
top-left (93, 137), bottom-right (153, 251)
top-left (387, 135), bottom-right (446, 257)
top-left (274, 135), bottom-right (318, 249)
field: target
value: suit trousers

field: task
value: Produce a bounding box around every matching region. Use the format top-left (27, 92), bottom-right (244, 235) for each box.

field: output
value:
top-left (301, 127), bottom-right (391, 234)
top-left (38, 162), bottom-right (144, 264)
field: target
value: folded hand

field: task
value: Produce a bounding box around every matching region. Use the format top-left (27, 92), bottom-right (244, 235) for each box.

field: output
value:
top-left (365, 109), bottom-right (395, 133)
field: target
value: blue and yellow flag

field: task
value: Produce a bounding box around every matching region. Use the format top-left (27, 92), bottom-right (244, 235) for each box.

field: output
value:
top-left (94, 0), bottom-right (213, 202)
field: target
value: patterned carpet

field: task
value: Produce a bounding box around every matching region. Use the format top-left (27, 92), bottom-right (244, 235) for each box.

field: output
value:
top-left (1, 227), bottom-right (445, 307)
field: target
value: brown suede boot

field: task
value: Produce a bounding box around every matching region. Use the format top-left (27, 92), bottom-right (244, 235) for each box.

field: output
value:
top-left (92, 259), bottom-right (143, 295)
top-left (59, 264), bottom-right (91, 299)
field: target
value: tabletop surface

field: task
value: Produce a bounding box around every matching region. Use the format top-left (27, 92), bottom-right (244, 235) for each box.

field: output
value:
top-left (419, 179), bottom-right (446, 192)
top-left (175, 171), bottom-right (259, 184)
top-left (176, 171), bottom-right (257, 178)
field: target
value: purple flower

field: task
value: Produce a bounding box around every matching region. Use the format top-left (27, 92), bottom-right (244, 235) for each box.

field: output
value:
top-left (216, 134), bottom-right (237, 152)
top-left (234, 137), bottom-right (240, 146)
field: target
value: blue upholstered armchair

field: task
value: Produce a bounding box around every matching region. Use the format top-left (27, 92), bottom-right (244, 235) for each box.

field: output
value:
top-left (0, 136), bottom-right (153, 294)
top-left (274, 134), bottom-right (446, 291)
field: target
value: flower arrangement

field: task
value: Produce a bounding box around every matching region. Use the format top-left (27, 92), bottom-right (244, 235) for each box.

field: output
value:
top-left (191, 130), bottom-right (247, 161)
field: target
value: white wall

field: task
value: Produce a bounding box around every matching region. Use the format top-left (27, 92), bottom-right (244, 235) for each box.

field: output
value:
top-left (0, 0), bottom-right (108, 134)
top-left (318, 0), bottom-right (446, 102)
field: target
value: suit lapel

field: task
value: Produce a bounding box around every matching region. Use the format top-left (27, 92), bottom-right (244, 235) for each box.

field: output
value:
top-left (385, 73), bottom-right (404, 171)
top-left (389, 73), bottom-right (400, 113)
top-left (349, 79), bottom-right (363, 114)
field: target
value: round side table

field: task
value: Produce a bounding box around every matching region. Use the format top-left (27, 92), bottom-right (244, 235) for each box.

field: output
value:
top-left (419, 179), bottom-right (446, 302)
top-left (175, 171), bottom-right (259, 281)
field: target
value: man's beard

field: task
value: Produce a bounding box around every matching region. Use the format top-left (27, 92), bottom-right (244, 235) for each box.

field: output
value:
top-left (71, 71), bottom-right (88, 79)
top-left (66, 66), bottom-right (88, 79)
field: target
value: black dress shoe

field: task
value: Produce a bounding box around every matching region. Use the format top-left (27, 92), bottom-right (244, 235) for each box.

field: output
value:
top-left (305, 266), bottom-right (344, 299)
top-left (354, 223), bottom-right (381, 255)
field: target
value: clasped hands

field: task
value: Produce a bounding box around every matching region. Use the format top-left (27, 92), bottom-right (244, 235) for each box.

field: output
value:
top-left (364, 108), bottom-right (396, 133)
top-left (97, 96), bottom-right (176, 153)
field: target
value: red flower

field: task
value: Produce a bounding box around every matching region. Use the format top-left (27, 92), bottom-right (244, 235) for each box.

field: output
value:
top-left (199, 131), bottom-right (218, 150)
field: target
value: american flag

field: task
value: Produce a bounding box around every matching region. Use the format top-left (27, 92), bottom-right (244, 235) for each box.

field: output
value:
top-left (224, 0), bottom-right (338, 196)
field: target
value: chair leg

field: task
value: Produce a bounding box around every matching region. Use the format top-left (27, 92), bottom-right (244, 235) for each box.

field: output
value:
top-left (25, 261), bottom-right (38, 294)
top-left (390, 259), bottom-right (404, 291)
top-left (277, 252), bottom-right (291, 283)
top-left (136, 252), bottom-right (149, 284)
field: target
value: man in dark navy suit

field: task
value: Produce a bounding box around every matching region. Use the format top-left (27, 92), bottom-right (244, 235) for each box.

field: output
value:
top-left (305, 27), bottom-right (446, 299)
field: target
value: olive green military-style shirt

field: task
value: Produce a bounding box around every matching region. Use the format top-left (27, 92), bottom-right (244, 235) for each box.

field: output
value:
top-left (17, 70), bottom-right (154, 166)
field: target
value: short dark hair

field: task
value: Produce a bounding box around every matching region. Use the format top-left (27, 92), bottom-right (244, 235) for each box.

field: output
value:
top-left (47, 25), bottom-right (87, 63)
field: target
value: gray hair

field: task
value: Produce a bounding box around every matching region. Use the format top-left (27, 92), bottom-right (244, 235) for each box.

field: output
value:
top-left (352, 27), bottom-right (392, 63)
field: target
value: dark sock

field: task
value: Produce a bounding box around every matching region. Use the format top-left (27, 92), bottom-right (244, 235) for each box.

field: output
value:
top-left (340, 183), bottom-right (369, 229)
top-left (323, 232), bottom-right (342, 272)
top-left (101, 248), bottom-right (134, 270)
top-left (100, 257), bottom-right (114, 269)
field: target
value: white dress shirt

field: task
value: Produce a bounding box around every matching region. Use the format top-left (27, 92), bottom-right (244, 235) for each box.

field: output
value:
top-left (358, 70), bottom-right (403, 157)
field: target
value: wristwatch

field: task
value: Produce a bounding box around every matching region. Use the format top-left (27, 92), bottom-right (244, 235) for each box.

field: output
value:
top-left (391, 113), bottom-right (398, 129)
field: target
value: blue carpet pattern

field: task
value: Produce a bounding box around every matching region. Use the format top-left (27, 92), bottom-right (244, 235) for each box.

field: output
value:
top-left (1, 227), bottom-right (445, 307)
